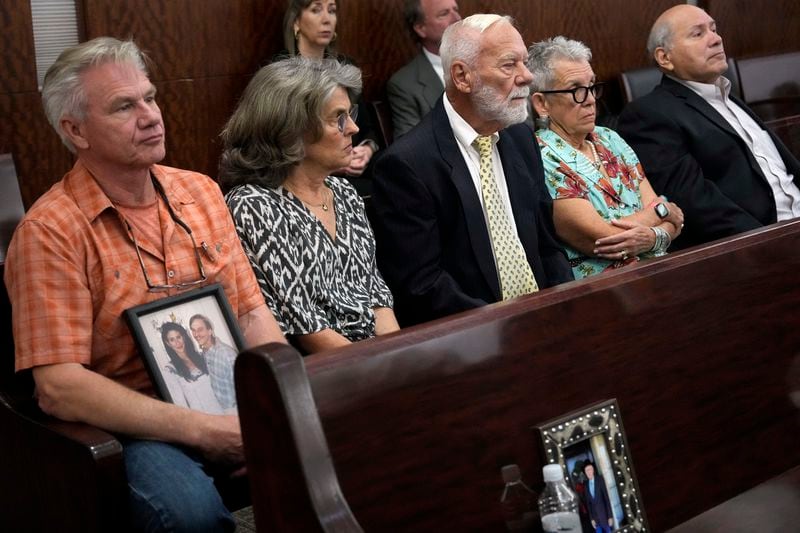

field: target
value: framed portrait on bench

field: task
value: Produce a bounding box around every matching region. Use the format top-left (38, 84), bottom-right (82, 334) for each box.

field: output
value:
top-left (125, 284), bottom-right (245, 415)
top-left (536, 399), bottom-right (649, 532)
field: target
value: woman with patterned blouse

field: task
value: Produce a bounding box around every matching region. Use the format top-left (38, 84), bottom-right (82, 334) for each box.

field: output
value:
top-left (527, 37), bottom-right (685, 279)
top-left (220, 56), bottom-right (399, 353)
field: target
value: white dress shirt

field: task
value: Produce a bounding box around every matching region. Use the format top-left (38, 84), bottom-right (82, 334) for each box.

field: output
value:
top-left (673, 75), bottom-right (800, 220)
top-left (443, 96), bottom-right (525, 269)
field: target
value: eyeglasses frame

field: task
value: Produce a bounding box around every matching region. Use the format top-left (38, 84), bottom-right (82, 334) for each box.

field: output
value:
top-left (335, 104), bottom-right (359, 133)
top-left (538, 82), bottom-right (606, 104)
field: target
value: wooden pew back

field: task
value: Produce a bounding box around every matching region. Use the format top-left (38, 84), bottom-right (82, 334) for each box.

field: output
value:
top-left (238, 221), bottom-right (800, 532)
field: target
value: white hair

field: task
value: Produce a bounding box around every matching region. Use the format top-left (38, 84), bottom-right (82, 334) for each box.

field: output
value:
top-left (440, 14), bottom-right (513, 89)
top-left (527, 36), bottom-right (593, 92)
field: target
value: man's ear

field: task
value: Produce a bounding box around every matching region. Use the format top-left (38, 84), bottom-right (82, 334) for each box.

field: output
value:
top-left (413, 21), bottom-right (427, 41)
top-left (531, 92), bottom-right (549, 117)
top-left (654, 47), bottom-right (674, 72)
top-left (60, 116), bottom-right (89, 150)
top-left (451, 61), bottom-right (473, 93)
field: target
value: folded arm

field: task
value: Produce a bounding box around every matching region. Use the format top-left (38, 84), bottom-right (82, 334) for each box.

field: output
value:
top-left (553, 172), bottom-right (684, 258)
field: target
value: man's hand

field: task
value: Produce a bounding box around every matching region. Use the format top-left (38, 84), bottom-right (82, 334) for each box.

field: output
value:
top-left (190, 413), bottom-right (244, 466)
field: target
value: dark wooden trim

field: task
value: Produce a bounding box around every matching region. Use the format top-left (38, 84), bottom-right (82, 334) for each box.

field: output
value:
top-left (236, 343), bottom-right (363, 533)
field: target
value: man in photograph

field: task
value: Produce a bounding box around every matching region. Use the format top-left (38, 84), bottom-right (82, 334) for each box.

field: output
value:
top-left (190, 314), bottom-right (238, 411)
top-left (583, 462), bottom-right (614, 533)
top-left (4, 37), bottom-right (286, 531)
top-left (371, 14), bottom-right (572, 326)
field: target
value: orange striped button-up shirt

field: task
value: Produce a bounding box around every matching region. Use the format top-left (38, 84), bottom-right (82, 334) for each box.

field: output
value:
top-left (4, 161), bottom-right (264, 395)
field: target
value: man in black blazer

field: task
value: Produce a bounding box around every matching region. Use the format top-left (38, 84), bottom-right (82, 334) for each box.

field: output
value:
top-left (583, 462), bottom-right (614, 533)
top-left (371, 14), bottom-right (572, 327)
top-left (387, 0), bottom-right (461, 138)
top-left (618, 4), bottom-right (800, 250)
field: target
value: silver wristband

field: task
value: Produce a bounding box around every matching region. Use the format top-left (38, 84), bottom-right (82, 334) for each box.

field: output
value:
top-left (649, 226), bottom-right (671, 255)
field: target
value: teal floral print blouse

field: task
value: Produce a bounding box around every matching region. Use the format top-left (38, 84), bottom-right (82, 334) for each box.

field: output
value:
top-left (537, 126), bottom-right (656, 279)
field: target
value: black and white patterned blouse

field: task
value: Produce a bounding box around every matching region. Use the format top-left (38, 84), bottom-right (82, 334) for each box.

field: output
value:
top-left (226, 177), bottom-right (393, 341)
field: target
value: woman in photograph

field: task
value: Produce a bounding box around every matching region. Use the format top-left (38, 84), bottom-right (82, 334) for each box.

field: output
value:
top-left (221, 56), bottom-right (399, 354)
top-left (279, 0), bottom-right (380, 179)
top-left (527, 36), bottom-right (685, 279)
top-left (160, 322), bottom-right (224, 414)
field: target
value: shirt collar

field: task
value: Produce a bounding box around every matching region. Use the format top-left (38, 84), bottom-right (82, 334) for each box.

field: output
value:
top-left (66, 160), bottom-right (193, 222)
top-left (669, 74), bottom-right (731, 102)
top-left (443, 96), bottom-right (500, 154)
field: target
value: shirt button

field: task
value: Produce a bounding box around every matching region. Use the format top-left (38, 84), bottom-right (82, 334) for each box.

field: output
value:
top-left (167, 270), bottom-right (175, 278)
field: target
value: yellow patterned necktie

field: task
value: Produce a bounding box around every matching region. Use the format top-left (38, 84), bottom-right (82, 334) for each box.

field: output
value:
top-left (473, 135), bottom-right (538, 299)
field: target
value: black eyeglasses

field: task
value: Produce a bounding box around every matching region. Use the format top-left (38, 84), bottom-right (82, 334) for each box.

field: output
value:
top-left (539, 83), bottom-right (605, 104)
top-left (125, 177), bottom-right (207, 292)
top-left (335, 105), bottom-right (358, 133)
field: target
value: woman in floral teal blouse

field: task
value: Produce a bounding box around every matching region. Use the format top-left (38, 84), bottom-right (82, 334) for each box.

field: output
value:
top-left (527, 37), bottom-right (684, 279)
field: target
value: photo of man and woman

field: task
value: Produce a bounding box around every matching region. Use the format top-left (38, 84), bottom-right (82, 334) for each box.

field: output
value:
top-left (128, 288), bottom-right (243, 415)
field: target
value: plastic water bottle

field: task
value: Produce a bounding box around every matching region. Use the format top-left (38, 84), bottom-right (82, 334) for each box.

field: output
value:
top-left (499, 464), bottom-right (538, 531)
top-left (538, 464), bottom-right (581, 533)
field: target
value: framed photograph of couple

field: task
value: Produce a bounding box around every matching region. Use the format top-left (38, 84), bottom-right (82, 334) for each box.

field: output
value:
top-left (536, 399), bottom-right (649, 533)
top-left (125, 283), bottom-right (245, 415)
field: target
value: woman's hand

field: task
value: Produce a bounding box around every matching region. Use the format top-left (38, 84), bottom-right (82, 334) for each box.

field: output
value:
top-left (662, 201), bottom-right (685, 237)
top-left (342, 144), bottom-right (374, 176)
top-left (593, 219), bottom-right (656, 260)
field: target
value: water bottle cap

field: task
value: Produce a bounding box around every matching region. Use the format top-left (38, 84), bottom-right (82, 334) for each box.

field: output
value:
top-left (542, 464), bottom-right (565, 482)
top-left (501, 464), bottom-right (521, 483)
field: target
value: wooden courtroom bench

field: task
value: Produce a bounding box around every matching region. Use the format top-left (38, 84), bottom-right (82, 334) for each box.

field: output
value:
top-left (237, 219), bottom-right (800, 532)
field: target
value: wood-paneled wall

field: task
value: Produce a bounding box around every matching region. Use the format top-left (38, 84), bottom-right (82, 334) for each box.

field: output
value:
top-left (706, 0), bottom-right (800, 59)
top-left (2, 0), bottom-right (799, 209)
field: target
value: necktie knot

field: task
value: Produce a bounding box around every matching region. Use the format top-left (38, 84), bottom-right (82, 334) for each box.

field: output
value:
top-left (474, 135), bottom-right (493, 158)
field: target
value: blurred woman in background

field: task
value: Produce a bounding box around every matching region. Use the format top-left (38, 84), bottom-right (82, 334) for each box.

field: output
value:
top-left (281, 0), bottom-right (380, 180)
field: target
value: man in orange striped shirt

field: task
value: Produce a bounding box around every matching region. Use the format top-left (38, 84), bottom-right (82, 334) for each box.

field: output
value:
top-left (4, 37), bottom-right (286, 532)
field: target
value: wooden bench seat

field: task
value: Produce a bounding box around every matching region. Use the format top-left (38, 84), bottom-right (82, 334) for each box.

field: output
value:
top-left (237, 220), bottom-right (800, 532)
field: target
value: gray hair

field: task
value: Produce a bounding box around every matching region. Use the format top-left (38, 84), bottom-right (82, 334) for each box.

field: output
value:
top-left (440, 14), bottom-right (512, 89)
top-left (647, 18), bottom-right (673, 58)
top-left (527, 36), bottom-right (592, 92)
top-left (219, 56), bottom-right (361, 189)
top-left (41, 37), bottom-right (149, 153)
